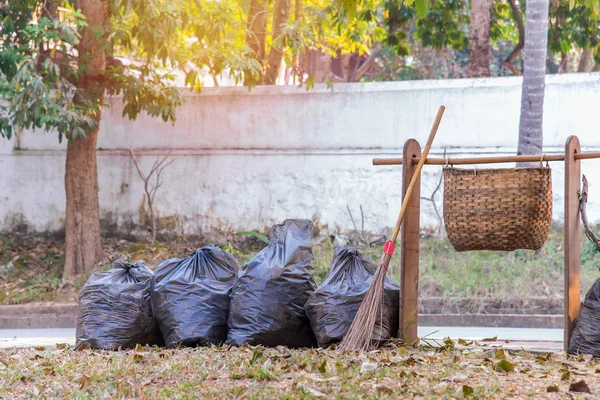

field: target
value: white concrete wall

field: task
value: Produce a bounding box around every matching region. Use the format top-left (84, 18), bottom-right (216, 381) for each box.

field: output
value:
top-left (3, 73), bottom-right (600, 236)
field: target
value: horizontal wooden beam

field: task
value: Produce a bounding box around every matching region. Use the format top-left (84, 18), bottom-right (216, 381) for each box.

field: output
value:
top-left (372, 152), bottom-right (600, 166)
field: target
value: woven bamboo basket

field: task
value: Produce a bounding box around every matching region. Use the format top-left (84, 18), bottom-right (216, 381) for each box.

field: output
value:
top-left (443, 166), bottom-right (552, 252)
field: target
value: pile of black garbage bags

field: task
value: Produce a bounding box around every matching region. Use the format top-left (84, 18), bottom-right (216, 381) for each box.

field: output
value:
top-left (76, 219), bottom-right (400, 350)
top-left (569, 278), bottom-right (600, 357)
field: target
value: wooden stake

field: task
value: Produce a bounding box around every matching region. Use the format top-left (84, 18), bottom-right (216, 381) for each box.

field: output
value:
top-left (400, 139), bottom-right (421, 345)
top-left (564, 135), bottom-right (581, 352)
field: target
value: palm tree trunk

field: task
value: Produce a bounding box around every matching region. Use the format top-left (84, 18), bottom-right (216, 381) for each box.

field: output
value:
top-left (517, 0), bottom-right (549, 166)
top-left (468, 0), bottom-right (493, 77)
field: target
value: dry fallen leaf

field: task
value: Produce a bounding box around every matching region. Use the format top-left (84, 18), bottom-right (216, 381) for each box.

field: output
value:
top-left (374, 384), bottom-right (393, 395)
top-left (462, 385), bottom-right (474, 396)
top-left (546, 384), bottom-right (559, 393)
top-left (569, 379), bottom-right (592, 394)
top-left (306, 387), bottom-right (327, 398)
top-left (79, 374), bottom-right (91, 391)
top-left (482, 337), bottom-right (497, 342)
top-left (317, 359), bottom-right (327, 373)
top-left (360, 361), bottom-right (378, 373)
top-left (495, 349), bottom-right (506, 360)
top-left (433, 382), bottom-right (449, 394)
top-left (442, 374), bottom-right (468, 383)
top-left (494, 360), bottom-right (515, 373)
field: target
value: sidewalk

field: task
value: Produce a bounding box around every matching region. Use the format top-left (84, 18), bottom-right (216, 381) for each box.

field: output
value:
top-left (0, 327), bottom-right (564, 352)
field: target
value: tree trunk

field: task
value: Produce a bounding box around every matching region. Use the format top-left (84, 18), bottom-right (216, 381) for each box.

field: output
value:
top-left (579, 49), bottom-right (593, 72)
top-left (468, 0), bottom-right (493, 77)
top-left (63, 0), bottom-right (107, 280)
top-left (594, 63), bottom-right (600, 72)
top-left (63, 129), bottom-right (103, 279)
top-left (245, 0), bottom-right (269, 85)
top-left (292, 0), bottom-right (302, 84)
top-left (264, 0), bottom-right (291, 85)
top-left (558, 52), bottom-right (569, 73)
top-left (517, 0), bottom-right (549, 165)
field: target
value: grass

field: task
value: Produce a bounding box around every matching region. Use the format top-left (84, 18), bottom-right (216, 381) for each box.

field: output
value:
top-left (2, 343), bottom-right (600, 398)
top-left (0, 228), bottom-right (598, 306)
top-left (416, 229), bottom-right (600, 299)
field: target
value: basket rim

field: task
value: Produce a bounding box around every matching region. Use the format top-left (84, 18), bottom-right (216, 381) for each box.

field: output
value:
top-left (443, 166), bottom-right (551, 174)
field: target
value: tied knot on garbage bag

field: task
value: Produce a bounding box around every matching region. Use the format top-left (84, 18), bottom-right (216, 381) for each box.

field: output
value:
top-left (112, 259), bottom-right (142, 273)
top-left (227, 219), bottom-right (318, 348)
top-left (76, 260), bottom-right (163, 350)
top-left (152, 245), bottom-right (240, 348)
top-left (305, 246), bottom-right (400, 347)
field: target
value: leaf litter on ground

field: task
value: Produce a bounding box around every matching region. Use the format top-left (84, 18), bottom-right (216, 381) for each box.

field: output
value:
top-left (2, 342), bottom-right (600, 399)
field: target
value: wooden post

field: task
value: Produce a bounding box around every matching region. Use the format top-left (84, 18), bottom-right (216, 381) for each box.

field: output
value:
top-left (564, 135), bottom-right (581, 352)
top-left (400, 139), bottom-right (422, 345)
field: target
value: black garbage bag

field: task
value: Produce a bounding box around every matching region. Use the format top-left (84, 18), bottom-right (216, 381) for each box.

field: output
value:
top-left (305, 247), bottom-right (400, 347)
top-left (569, 277), bottom-right (600, 356)
top-left (151, 245), bottom-right (239, 347)
top-left (76, 260), bottom-right (163, 350)
top-left (227, 219), bottom-right (317, 348)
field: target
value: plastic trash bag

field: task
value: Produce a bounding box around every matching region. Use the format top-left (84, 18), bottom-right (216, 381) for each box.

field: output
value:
top-left (305, 247), bottom-right (400, 347)
top-left (76, 260), bottom-right (162, 350)
top-left (227, 219), bottom-right (317, 348)
top-left (152, 245), bottom-right (239, 347)
top-left (569, 277), bottom-right (600, 356)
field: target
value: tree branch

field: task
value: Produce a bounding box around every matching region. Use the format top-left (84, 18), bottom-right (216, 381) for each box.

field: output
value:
top-left (129, 149), bottom-right (175, 242)
top-left (351, 45), bottom-right (381, 82)
top-left (503, 0), bottom-right (524, 76)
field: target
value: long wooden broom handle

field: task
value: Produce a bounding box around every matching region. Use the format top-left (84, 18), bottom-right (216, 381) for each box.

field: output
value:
top-left (390, 105), bottom-right (445, 242)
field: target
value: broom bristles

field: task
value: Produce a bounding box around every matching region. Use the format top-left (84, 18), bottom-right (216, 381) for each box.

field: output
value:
top-left (338, 254), bottom-right (390, 351)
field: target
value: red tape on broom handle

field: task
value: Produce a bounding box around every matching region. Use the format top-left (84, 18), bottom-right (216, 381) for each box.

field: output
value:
top-left (383, 240), bottom-right (395, 256)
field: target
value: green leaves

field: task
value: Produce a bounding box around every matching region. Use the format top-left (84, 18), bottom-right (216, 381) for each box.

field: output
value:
top-left (0, 1), bottom-right (98, 141)
top-left (343, 0), bottom-right (358, 19)
top-left (402, 0), bottom-right (429, 19)
top-left (305, 74), bottom-right (316, 91)
top-left (414, 0), bottom-right (428, 19)
top-left (236, 231), bottom-right (269, 244)
top-left (250, 349), bottom-right (264, 366)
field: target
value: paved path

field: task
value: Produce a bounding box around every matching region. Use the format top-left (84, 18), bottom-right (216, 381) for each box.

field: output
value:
top-left (419, 326), bottom-right (564, 352)
top-left (0, 328), bottom-right (75, 348)
top-left (0, 327), bottom-right (565, 351)
top-left (419, 326), bottom-right (562, 341)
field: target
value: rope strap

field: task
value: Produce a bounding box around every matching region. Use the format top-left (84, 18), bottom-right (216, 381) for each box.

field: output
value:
top-left (580, 175), bottom-right (600, 252)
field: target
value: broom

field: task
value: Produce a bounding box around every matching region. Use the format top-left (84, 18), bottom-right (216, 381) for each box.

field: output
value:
top-left (338, 105), bottom-right (446, 351)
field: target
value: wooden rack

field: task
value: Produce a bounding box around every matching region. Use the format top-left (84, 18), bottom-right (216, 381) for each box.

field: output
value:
top-left (375, 136), bottom-right (600, 351)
